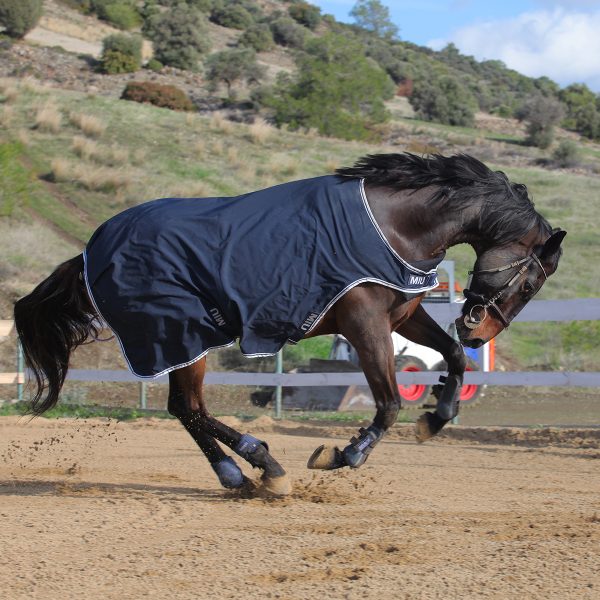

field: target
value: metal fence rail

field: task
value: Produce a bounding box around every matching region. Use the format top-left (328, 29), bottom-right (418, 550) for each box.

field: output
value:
top-left (54, 369), bottom-right (600, 387)
top-left (2, 298), bottom-right (600, 395)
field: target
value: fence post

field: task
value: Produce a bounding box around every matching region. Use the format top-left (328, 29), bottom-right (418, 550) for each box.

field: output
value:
top-left (139, 381), bottom-right (147, 410)
top-left (274, 350), bottom-right (283, 419)
top-left (16, 338), bottom-right (24, 402)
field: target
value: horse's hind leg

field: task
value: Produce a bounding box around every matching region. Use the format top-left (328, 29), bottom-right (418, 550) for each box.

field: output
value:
top-left (170, 361), bottom-right (291, 495)
top-left (168, 370), bottom-right (246, 489)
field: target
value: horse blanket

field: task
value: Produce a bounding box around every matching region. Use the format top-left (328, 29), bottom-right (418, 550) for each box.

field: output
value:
top-left (83, 175), bottom-right (442, 378)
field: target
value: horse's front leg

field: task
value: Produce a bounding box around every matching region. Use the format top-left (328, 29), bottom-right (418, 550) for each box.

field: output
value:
top-left (308, 320), bottom-right (399, 470)
top-left (395, 303), bottom-right (467, 441)
top-left (170, 361), bottom-right (291, 495)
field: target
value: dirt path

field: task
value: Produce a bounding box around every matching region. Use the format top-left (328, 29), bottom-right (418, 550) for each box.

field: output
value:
top-left (1, 416), bottom-right (599, 599)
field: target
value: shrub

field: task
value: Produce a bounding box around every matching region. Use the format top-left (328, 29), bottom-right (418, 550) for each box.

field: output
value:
top-left (101, 50), bottom-right (138, 74)
top-left (157, 0), bottom-right (212, 9)
top-left (56, 0), bottom-right (93, 12)
top-left (259, 34), bottom-right (394, 141)
top-left (518, 95), bottom-right (564, 149)
top-left (0, 0), bottom-right (43, 38)
top-left (102, 2), bottom-right (141, 30)
top-left (409, 75), bottom-right (477, 127)
top-left (121, 81), bottom-right (194, 111)
top-left (269, 16), bottom-right (306, 49)
top-left (288, 2), bottom-right (321, 30)
top-left (210, 4), bottom-right (254, 30)
top-left (552, 140), bottom-right (580, 168)
top-left (145, 58), bottom-right (163, 72)
top-left (92, 0), bottom-right (141, 29)
top-left (238, 23), bottom-right (273, 52)
top-left (205, 48), bottom-right (265, 98)
top-left (144, 4), bottom-right (211, 70)
top-left (100, 33), bottom-right (142, 73)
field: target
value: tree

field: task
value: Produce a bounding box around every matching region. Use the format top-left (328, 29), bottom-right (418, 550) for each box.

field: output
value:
top-left (559, 83), bottom-right (599, 138)
top-left (269, 16), bottom-right (307, 48)
top-left (259, 33), bottom-right (394, 140)
top-left (350, 0), bottom-right (398, 40)
top-left (288, 2), bottom-right (321, 30)
top-left (573, 103), bottom-right (600, 140)
top-left (518, 95), bottom-right (564, 149)
top-left (100, 33), bottom-right (142, 73)
top-left (552, 140), bottom-right (580, 168)
top-left (144, 4), bottom-right (211, 70)
top-left (0, 0), bottom-right (42, 38)
top-left (210, 4), bottom-right (254, 30)
top-left (238, 23), bottom-right (274, 52)
top-left (410, 75), bottom-right (478, 127)
top-left (205, 48), bottom-right (265, 98)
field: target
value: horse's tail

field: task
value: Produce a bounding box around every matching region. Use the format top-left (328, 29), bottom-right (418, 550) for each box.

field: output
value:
top-left (13, 254), bottom-right (99, 415)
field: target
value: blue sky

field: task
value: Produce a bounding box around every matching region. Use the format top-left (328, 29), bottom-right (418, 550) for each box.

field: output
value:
top-left (311, 1), bottom-right (600, 91)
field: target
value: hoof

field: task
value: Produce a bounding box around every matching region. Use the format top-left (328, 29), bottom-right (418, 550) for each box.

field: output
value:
top-left (307, 444), bottom-right (346, 470)
top-left (415, 412), bottom-right (447, 443)
top-left (260, 473), bottom-right (292, 497)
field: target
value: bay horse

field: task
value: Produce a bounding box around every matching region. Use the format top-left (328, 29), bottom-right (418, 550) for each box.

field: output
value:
top-left (14, 153), bottom-right (566, 495)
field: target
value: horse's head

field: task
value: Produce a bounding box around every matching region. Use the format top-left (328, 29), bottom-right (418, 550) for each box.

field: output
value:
top-left (456, 228), bottom-right (567, 348)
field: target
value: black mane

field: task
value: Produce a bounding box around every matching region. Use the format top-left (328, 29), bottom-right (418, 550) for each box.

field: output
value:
top-left (337, 153), bottom-right (551, 244)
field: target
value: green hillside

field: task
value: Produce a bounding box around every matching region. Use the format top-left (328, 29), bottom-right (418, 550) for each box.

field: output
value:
top-left (0, 78), bottom-right (599, 374)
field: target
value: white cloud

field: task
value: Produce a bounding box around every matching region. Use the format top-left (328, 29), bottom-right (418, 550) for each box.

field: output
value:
top-left (429, 7), bottom-right (600, 91)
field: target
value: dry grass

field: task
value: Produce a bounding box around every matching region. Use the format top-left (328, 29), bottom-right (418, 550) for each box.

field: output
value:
top-left (303, 127), bottom-right (319, 139)
top-left (50, 158), bottom-right (130, 192)
top-left (17, 129), bottom-right (31, 146)
top-left (107, 145), bottom-right (130, 165)
top-left (50, 157), bottom-right (79, 183)
top-left (0, 106), bottom-right (14, 128)
top-left (72, 135), bottom-right (99, 161)
top-left (170, 181), bottom-right (212, 198)
top-left (34, 103), bottom-right (62, 133)
top-left (211, 140), bottom-right (224, 156)
top-left (131, 148), bottom-right (147, 166)
top-left (72, 136), bottom-right (130, 166)
top-left (325, 159), bottom-right (339, 173)
top-left (268, 153), bottom-right (298, 177)
top-left (210, 112), bottom-right (234, 134)
top-left (247, 118), bottom-right (274, 144)
top-left (238, 165), bottom-right (256, 185)
top-left (19, 77), bottom-right (49, 95)
top-left (194, 139), bottom-right (207, 157)
top-left (79, 167), bottom-right (131, 192)
top-left (2, 85), bottom-right (19, 104)
top-left (70, 112), bottom-right (106, 138)
top-left (226, 146), bottom-right (240, 166)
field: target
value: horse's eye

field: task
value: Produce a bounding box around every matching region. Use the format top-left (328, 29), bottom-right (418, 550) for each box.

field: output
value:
top-left (522, 281), bottom-right (534, 296)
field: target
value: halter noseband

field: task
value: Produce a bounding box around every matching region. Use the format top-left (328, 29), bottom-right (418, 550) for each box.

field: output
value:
top-left (463, 253), bottom-right (547, 329)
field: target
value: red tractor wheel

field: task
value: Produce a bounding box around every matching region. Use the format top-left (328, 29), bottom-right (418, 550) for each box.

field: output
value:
top-left (395, 356), bottom-right (431, 407)
top-left (432, 358), bottom-right (483, 406)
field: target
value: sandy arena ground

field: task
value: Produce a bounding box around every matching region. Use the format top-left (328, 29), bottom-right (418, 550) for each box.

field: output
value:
top-left (1, 416), bottom-right (599, 600)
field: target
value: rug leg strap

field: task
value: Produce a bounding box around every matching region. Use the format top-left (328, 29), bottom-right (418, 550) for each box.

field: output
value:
top-left (342, 425), bottom-right (384, 469)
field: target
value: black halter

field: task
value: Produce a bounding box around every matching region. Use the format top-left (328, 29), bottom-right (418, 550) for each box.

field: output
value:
top-left (463, 253), bottom-right (547, 329)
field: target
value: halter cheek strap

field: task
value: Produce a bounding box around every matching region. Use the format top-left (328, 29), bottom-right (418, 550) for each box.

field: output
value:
top-left (463, 253), bottom-right (547, 329)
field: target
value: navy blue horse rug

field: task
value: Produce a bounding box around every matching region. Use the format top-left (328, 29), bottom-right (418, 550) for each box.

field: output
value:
top-left (83, 175), bottom-right (442, 378)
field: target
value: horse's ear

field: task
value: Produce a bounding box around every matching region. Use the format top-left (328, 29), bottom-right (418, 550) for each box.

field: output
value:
top-left (540, 229), bottom-right (567, 260)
